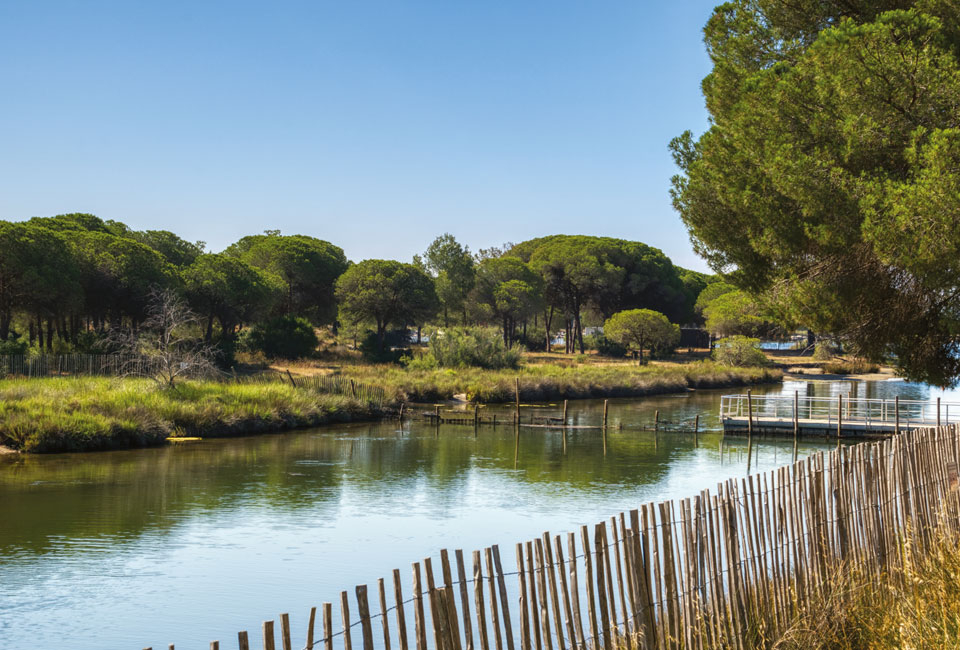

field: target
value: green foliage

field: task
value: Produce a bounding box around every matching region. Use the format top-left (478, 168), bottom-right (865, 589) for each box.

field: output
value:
top-left (603, 309), bottom-right (680, 362)
top-left (426, 327), bottom-right (522, 370)
top-left (242, 316), bottom-right (319, 359)
top-left (226, 232), bottom-right (348, 325)
top-left (472, 257), bottom-right (543, 345)
top-left (586, 333), bottom-right (628, 358)
top-left (128, 230), bottom-right (205, 267)
top-left (184, 253), bottom-right (281, 341)
top-left (420, 234), bottom-right (476, 325)
top-left (703, 290), bottom-right (765, 337)
top-left (671, 2), bottom-right (960, 385)
top-left (0, 335), bottom-right (28, 355)
top-left (336, 259), bottom-right (438, 351)
top-left (711, 336), bottom-right (769, 367)
top-left (813, 340), bottom-right (840, 361)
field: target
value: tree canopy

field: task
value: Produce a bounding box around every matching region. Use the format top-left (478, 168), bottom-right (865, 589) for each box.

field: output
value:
top-left (335, 260), bottom-right (438, 350)
top-left (603, 309), bottom-right (680, 363)
top-left (671, 2), bottom-right (960, 385)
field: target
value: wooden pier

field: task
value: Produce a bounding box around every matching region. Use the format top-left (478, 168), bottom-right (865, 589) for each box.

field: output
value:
top-left (721, 392), bottom-right (960, 437)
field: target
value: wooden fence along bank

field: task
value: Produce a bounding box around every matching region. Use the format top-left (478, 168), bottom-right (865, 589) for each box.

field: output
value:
top-left (144, 423), bottom-right (960, 650)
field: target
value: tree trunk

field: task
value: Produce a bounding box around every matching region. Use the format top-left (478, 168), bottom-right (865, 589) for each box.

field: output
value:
top-left (417, 326), bottom-right (422, 345)
top-left (36, 315), bottom-right (44, 349)
top-left (205, 314), bottom-right (214, 342)
top-left (29, 320), bottom-right (36, 346)
top-left (0, 312), bottom-right (9, 341)
top-left (544, 307), bottom-right (553, 352)
top-left (502, 315), bottom-right (510, 346)
top-left (377, 320), bottom-right (387, 351)
top-left (574, 308), bottom-right (585, 354)
top-left (46, 318), bottom-right (54, 351)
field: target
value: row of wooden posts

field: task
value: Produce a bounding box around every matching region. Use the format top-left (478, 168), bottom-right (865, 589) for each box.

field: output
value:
top-left (143, 421), bottom-right (960, 650)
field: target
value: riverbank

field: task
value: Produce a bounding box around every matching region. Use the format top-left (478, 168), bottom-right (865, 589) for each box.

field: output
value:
top-left (0, 378), bottom-right (381, 453)
top-left (333, 359), bottom-right (782, 402)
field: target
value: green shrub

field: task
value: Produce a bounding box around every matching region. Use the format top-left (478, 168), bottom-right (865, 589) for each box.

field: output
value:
top-left (0, 335), bottom-right (28, 355)
top-left (427, 326), bottom-right (522, 369)
top-left (242, 316), bottom-right (318, 359)
top-left (586, 333), bottom-right (628, 358)
top-left (712, 336), bottom-right (769, 367)
top-left (359, 329), bottom-right (411, 363)
top-left (822, 358), bottom-right (880, 375)
top-left (814, 340), bottom-right (840, 360)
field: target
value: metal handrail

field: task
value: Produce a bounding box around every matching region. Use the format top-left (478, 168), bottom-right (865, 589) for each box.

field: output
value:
top-left (719, 393), bottom-right (959, 428)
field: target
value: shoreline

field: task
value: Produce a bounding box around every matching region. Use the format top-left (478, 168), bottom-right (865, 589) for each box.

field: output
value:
top-left (0, 367), bottom-right (783, 455)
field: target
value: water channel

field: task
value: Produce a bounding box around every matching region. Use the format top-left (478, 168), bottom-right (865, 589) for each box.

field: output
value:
top-left (1, 378), bottom-right (957, 649)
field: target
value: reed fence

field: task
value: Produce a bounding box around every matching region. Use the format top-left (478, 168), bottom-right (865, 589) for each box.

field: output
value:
top-left (0, 353), bottom-right (165, 378)
top-left (144, 423), bottom-right (960, 650)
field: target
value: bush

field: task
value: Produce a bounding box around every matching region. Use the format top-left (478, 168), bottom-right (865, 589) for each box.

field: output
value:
top-left (712, 336), bottom-right (769, 367)
top-left (586, 333), bottom-right (628, 358)
top-left (814, 340), bottom-right (840, 360)
top-left (822, 358), bottom-right (880, 375)
top-left (359, 329), bottom-right (411, 363)
top-left (0, 335), bottom-right (28, 355)
top-left (241, 316), bottom-right (318, 359)
top-left (426, 326), bottom-right (522, 370)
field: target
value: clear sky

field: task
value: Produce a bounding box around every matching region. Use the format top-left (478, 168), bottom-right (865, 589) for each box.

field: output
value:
top-left (0, 0), bottom-right (718, 271)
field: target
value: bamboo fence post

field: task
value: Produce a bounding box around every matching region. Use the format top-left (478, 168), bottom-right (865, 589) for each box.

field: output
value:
top-left (263, 621), bottom-right (276, 650)
top-left (455, 550), bottom-right (474, 650)
top-left (393, 569), bottom-right (410, 650)
top-left (566, 533), bottom-right (586, 650)
top-left (341, 592), bottom-right (354, 650)
top-left (307, 607), bottom-right (317, 650)
top-left (838, 394), bottom-right (843, 439)
top-left (580, 526), bottom-right (600, 650)
top-left (485, 548), bottom-right (505, 650)
top-left (525, 541), bottom-right (542, 650)
top-left (378, 580), bottom-right (392, 650)
top-left (439, 550), bottom-right (464, 650)
top-left (354, 586), bottom-right (374, 650)
top-left (492, 545), bottom-right (516, 650)
top-left (938, 397), bottom-right (942, 428)
top-left (474, 550), bottom-right (490, 650)
top-left (541, 533), bottom-right (566, 650)
top-left (413, 563), bottom-right (427, 650)
top-left (553, 535), bottom-right (577, 649)
top-left (533, 540), bottom-right (553, 650)
top-left (280, 613), bottom-right (293, 650)
top-left (516, 544), bottom-right (531, 650)
top-left (324, 603), bottom-right (334, 650)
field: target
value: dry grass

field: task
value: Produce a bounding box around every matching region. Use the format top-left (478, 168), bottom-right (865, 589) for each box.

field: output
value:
top-left (772, 532), bottom-right (960, 649)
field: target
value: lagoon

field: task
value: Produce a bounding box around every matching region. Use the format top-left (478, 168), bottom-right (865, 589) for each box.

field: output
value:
top-left (1, 378), bottom-right (955, 649)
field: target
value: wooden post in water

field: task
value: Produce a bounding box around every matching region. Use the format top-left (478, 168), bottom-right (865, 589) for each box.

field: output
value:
top-left (562, 400), bottom-right (568, 428)
top-left (747, 390), bottom-right (753, 436)
top-left (694, 414), bottom-right (699, 447)
top-left (515, 378), bottom-right (521, 423)
top-left (474, 405), bottom-right (479, 428)
top-left (837, 394), bottom-right (842, 439)
top-left (603, 400), bottom-right (609, 429)
top-left (895, 396), bottom-right (900, 435)
top-left (654, 410), bottom-right (660, 432)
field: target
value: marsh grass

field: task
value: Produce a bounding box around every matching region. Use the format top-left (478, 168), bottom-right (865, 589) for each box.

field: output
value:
top-left (771, 530), bottom-right (960, 649)
top-left (339, 360), bottom-right (782, 402)
top-left (0, 377), bottom-right (380, 453)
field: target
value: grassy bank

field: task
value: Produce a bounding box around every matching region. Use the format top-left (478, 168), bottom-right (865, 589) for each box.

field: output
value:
top-left (335, 360), bottom-right (782, 402)
top-left (0, 378), bottom-right (380, 453)
top-left (772, 531), bottom-right (960, 649)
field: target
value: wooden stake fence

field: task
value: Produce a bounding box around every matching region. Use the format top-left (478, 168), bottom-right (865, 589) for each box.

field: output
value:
top-left (144, 424), bottom-right (960, 650)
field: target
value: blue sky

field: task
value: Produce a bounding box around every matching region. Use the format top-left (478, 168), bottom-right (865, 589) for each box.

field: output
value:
top-left (0, 1), bottom-right (718, 270)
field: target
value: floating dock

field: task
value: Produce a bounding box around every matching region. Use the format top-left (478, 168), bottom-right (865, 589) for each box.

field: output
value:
top-left (721, 393), bottom-right (959, 437)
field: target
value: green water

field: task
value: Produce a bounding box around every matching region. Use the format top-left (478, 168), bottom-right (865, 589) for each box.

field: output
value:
top-left (0, 379), bottom-right (950, 649)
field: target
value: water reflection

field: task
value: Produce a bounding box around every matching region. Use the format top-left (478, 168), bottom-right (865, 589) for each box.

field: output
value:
top-left (0, 380), bottom-right (947, 649)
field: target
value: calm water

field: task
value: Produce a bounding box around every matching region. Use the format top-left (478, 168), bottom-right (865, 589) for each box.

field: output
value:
top-left (1, 378), bottom-right (955, 649)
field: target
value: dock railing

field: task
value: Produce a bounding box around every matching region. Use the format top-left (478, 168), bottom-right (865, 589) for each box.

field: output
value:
top-left (720, 393), bottom-right (960, 431)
